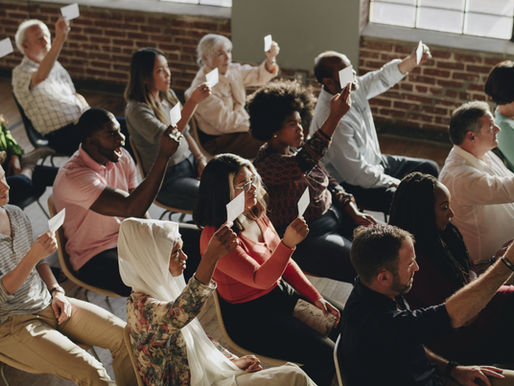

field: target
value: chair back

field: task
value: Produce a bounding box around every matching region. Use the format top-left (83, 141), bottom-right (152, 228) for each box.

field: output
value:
top-left (12, 92), bottom-right (49, 148)
top-left (123, 325), bottom-right (144, 386)
top-left (47, 195), bottom-right (121, 298)
top-left (334, 333), bottom-right (344, 386)
top-left (211, 291), bottom-right (294, 366)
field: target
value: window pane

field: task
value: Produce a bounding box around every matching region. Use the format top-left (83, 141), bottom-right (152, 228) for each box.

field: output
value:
top-left (417, 7), bottom-right (463, 33)
top-left (464, 13), bottom-right (514, 39)
top-left (161, 0), bottom-right (199, 3)
top-left (372, 0), bottom-right (416, 4)
top-left (370, 2), bottom-right (416, 27)
top-left (418, 0), bottom-right (464, 11)
top-left (200, 0), bottom-right (232, 6)
top-left (467, 0), bottom-right (514, 16)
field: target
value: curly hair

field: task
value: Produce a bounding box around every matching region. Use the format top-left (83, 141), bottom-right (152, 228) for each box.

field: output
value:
top-left (247, 80), bottom-right (315, 142)
top-left (485, 60), bottom-right (514, 105)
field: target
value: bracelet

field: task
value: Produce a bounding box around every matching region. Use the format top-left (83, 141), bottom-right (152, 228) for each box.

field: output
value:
top-left (501, 257), bottom-right (514, 271)
top-left (50, 285), bottom-right (64, 297)
top-left (444, 360), bottom-right (458, 378)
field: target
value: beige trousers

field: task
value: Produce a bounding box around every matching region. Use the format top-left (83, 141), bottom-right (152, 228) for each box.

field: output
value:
top-left (0, 297), bottom-right (136, 386)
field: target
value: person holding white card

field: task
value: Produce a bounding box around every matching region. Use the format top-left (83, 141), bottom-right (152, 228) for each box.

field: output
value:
top-left (125, 48), bottom-right (210, 211)
top-left (194, 153), bottom-right (343, 386)
top-left (250, 81), bottom-right (376, 282)
top-left (185, 34), bottom-right (279, 158)
top-left (0, 165), bottom-right (137, 386)
top-left (309, 47), bottom-right (439, 214)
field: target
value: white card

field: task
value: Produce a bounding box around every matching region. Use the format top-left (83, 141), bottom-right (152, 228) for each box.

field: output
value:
top-left (205, 67), bottom-right (219, 87)
top-left (416, 40), bottom-right (423, 65)
top-left (61, 3), bottom-right (80, 20)
top-left (226, 192), bottom-right (245, 223)
top-left (297, 187), bottom-right (310, 217)
top-left (338, 65), bottom-right (354, 90)
top-left (48, 208), bottom-right (66, 232)
top-left (0, 38), bottom-right (13, 58)
top-left (264, 34), bottom-right (272, 52)
top-left (169, 103), bottom-right (181, 127)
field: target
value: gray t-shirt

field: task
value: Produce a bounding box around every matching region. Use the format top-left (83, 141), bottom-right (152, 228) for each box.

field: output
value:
top-left (126, 90), bottom-right (190, 174)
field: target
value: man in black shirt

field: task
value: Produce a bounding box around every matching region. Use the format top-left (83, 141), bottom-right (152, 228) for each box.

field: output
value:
top-left (339, 224), bottom-right (514, 385)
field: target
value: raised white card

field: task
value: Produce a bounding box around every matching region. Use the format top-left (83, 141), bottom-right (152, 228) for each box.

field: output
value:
top-left (226, 191), bottom-right (245, 223)
top-left (206, 67), bottom-right (219, 87)
top-left (264, 34), bottom-right (272, 52)
top-left (297, 187), bottom-right (310, 217)
top-left (0, 38), bottom-right (13, 58)
top-left (416, 40), bottom-right (423, 65)
top-left (48, 208), bottom-right (66, 232)
top-left (169, 103), bottom-right (181, 127)
top-left (338, 65), bottom-right (354, 90)
top-left (61, 3), bottom-right (80, 20)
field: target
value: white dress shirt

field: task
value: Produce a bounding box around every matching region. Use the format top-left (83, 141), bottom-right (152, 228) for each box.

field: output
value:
top-left (440, 145), bottom-right (514, 264)
top-left (309, 59), bottom-right (405, 188)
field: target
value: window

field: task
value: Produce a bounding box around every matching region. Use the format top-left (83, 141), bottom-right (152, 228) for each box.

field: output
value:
top-left (369, 0), bottom-right (514, 40)
top-left (160, 0), bottom-right (231, 6)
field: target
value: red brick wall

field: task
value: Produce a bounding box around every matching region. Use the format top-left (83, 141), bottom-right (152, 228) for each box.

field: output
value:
top-left (0, 1), bottom-right (230, 92)
top-left (359, 36), bottom-right (508, 136)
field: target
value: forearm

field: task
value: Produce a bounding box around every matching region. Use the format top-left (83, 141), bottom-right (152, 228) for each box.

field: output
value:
top-left (194, 253), bottom-right (219, 285)
top-left (177, 98), bottom-right (197, 133)
top-left (0, 252), bottom-right (40, 295)
top-left (36, 262), bottom-right (60, 291)
top-left (445, 244), bottom-right (514, 328)
top-left (185, 134), bottom-right (205, 161)
top-left (31, 36), bottom-right (65, 87)
top-left (424, 347), bottom-right (448, 374)
top-left (397, 54), bottom-right (416, 74)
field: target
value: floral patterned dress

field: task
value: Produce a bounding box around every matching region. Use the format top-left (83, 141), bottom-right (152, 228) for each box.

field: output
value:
top-left (126, 277), bottom-right (230, 386)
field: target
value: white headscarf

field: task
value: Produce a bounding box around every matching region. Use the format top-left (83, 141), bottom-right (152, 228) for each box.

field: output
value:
top-left (118, 218), bottom-right (240, 386)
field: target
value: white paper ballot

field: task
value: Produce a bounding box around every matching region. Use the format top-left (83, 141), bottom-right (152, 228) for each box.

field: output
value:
top-left (61, 3), bottom-right (80, 20)
top-left (169, 103), bottom-right (181, 127)
top-left (264, 34), bottom-right (272, 52)
top-left (226, 192), bottom-right (245, 223)
top-left (206, 67), bottom-right (219, 87)
top-left (48, 208), bottom-right (66, 232)
top-left (338, 65), bottom-right (354, 90)
top-left (0, 38), bottom-right (13, 58)
top-left (297, 187), bottom-right (310, 217)
top-left (416, 40), bottom-right (423, 65)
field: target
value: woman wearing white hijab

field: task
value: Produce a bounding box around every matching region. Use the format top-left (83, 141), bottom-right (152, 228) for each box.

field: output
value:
top-left (118, 217), bottom-right (315, 386)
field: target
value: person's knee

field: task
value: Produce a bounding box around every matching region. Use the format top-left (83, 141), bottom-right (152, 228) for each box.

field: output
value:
top-left (418, 159), bottom-right (439, 177)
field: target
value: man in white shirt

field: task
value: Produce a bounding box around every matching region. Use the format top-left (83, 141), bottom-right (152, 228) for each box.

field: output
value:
top-left (309, 49), bottom-right (439, 213)
top-left (440, 101), bottom-right (514, 266)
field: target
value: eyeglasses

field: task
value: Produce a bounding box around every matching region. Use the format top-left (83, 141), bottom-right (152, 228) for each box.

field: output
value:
top-left (234, 175), bottom-right (257, 192)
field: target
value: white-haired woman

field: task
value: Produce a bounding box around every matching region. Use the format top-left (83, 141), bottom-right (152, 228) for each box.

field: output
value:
top-left (119, 217), bottom-right (315, 386)
top-left (185, 33), bottom-right (280, 158)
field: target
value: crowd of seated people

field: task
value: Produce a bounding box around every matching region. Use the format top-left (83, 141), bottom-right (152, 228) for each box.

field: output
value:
top-left (4, 8), bottom-right (514, 386)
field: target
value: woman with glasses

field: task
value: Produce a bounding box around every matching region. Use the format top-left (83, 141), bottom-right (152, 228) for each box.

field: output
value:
top-left (249, 81), bottom-right (376, 282)
top-left (194, 153), bottom-right (343, 386)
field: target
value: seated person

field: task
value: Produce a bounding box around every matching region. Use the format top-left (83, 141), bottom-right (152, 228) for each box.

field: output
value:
top-left (194, 153), bottom-right (342, 386)
top-left (0, 114), bottom-right (57, 207)
top-left (309, 48), bottom-right (439, 213)
top-left (53, 108), bottom-right (179, 296)
top-left (0, 165), bottom-right (135, 386)
top-left (440, 101), bottom-right (514, 267)
top-left (119, 217), bottom-right (315, 386)
top-left (339, 223), bottom-right (514, 385)
top-left (13, 18), bottom-right (130, 156)
top-left (125, 48), bottom-right (210, 211)
top-left (185, 34), bottom-right (279, 158)
top-left (250, 80), bottom-right (375, 282)
top-left (389, 172), bottom-right (514, 365)
top-left (485, 60), bottom-right (514, 171)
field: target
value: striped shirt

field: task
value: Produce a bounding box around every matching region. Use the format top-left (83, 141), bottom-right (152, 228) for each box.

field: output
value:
top-left (0, 205), bottom-right (51, 324)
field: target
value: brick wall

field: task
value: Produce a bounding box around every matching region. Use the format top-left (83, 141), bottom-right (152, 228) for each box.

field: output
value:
top-left (359, 36), bottom-right (509, 140)
top-left (0, 1), bottom-right (230, 92)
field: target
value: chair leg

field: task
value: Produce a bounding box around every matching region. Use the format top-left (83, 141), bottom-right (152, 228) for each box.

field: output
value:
top-left (36, 199), bottom-right (50, 219)
top-left (0, 362), bottom-right (10, 386)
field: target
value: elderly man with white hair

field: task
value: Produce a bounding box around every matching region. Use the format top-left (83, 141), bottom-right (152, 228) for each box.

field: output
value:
top-left (12, 17), bottom-right (89, 155)
top-left (185, 34), bottom-right (280, 158)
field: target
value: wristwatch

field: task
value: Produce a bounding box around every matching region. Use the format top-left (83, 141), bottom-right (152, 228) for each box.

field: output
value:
top-left (50, 285), bottom-right (65, 297)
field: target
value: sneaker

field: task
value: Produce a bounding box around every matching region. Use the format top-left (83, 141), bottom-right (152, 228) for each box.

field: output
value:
top-left (22, 146), bottom-right (56, 170)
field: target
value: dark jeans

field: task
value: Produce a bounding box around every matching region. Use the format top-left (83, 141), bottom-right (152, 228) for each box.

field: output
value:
top-left (156, 154), bottom-right (199, 211)
top-left (46, 117), bottom-right (132, 158)
top-left (8, 165), bottom-right (58, 208)
top-left (291, 206), bottom-right (355, 283)
top-left (75, 248), bottom-right (131, 296)
top-left (220, 281), bottom-right (343, 386)
top-left (342, 154), bottom-right (439, 214)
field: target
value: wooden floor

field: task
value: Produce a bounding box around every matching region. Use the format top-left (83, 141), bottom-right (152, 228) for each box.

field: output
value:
top-left (0, 77), bottom-right (451, 385)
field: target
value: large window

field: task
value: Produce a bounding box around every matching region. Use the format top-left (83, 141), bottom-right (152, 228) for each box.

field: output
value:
top-left (370, 0), bottom-right (514, 40)
top-left (161, 0), bottom-right (231, 6)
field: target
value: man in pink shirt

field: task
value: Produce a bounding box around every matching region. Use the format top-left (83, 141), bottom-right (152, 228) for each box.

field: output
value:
top-left (53, 108), bottom-right (179, 295)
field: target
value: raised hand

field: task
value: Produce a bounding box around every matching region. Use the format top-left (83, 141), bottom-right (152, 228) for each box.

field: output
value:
top-left (283, 217), bottom-right (309, 248)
